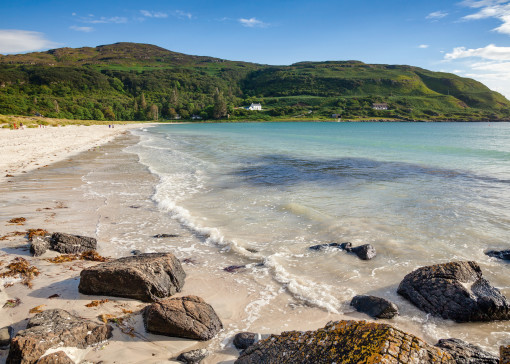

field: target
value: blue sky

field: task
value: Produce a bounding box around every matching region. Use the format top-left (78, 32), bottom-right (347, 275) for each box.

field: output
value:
top-left (2, 0), bottom-right (510, 98)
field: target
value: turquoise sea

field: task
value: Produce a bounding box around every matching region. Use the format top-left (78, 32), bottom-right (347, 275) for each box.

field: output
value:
top-left (124, 121), bottom-right (510, 349)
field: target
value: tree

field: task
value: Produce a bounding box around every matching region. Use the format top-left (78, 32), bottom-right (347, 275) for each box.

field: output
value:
top-left (140, 93), bottom-right (147, 110)
top-left (213, 89), bottom-right (227, 119)
top-left (149, 104), bottom-right (159, 120)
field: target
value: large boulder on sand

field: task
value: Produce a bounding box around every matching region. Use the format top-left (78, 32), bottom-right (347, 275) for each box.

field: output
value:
top-left (7, 309), bottom-right (112, 364)
top-left (143, 295), bottom-right (223, 340)
top-left (50, 232), bottom-right (97, 254)
top-left (235, 320), bottom-right (454, 364)
top-left (435, 338), bottom-right (499, 364)
top-left (397, 261), bottom-right (510, 322)
top-left (79, 253), bottom-right (186, 302)
top-left (37, 351), bottom-right (74, 364)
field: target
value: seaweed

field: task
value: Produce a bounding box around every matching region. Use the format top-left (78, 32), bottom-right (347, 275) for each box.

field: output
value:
top-left (29, 305), bottom-right (45, 314)
top-left (3, 298), bottom-right (21, 308)
top-left (85, 299), bottom-right (110, 307)
top-left (99, 313), bottom-right (136, 337)
top-left (0, 257), bottom-right (40, 287)
top-left (8, 217), bottom-right (26, 224)
top-left (47, 250), bottom-right (109, 264)
top-left (27, 228), bottom-right (49, 241)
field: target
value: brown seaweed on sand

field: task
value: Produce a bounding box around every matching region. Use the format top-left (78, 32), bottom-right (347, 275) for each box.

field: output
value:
top-left (85, 299), bottom-right (110, 307)
top-left (0, 257), bottom-right (40, 287)
top-left (3, 298), bottom-right (21, 308)
top-left (47, 250), bottom-right (109, 264)
top-left (27, 228), bottom-right (49, 241)
top-left (8, 217), bottom-right (26, 224)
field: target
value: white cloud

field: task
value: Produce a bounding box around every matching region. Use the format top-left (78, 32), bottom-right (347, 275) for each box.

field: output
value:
top-left (445, 44), bottom-right (510, 60)
top-left (418, 44), bottom-right (429, 48)
top-left (461, 0), bottom-right (510, 34)
top-left (426, 11), bottom-right (448, 20)
top-left (140, 10), bottom-right (168, 18)
top-left (0, 29), bottom-right (58, 54)
top-left (82, 16), bottom-right (128, 24)
top-left (174, 10), bottom-right (192, 20)
top-left (70, 25), bottom-right (94, 32)
top-left (239, 17), bottom-right (268, 28)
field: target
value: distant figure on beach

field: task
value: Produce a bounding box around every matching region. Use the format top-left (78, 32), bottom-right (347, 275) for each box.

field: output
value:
top-left (13, 123), bottom-right (17, 129)
top-left (109, 125), bottom-right (111, 128)
top-left (20, 122), bottom-right (24, 130)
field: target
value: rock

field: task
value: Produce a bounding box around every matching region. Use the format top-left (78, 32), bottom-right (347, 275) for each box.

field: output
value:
top-left (224, 265), bottom-right (246, 273)
top-left (435, 338), bottom-right (498, 364)
top-left (0, 326), bottom-right (13, 348)
top-left (29, 236), bottom-right (50, 256)
top-left (350, 295), bottom-right (399, 319)
top-left (143, 295), bottom-right (223, 340)
top-left (486, 250), bottom-right (510, 261)
top-left (50, 232), bottom-right (97, 254)
top-left (235, 320), bottom-right (454, 364)
top-left (176, 349), bottom-right (209, 363)
top-left (501, 345), bottom-right (510, 364)
top-left (308, 243), bottom-right (342, 251)
top-left (37, 351), bottom-right (74, 364)
top-left (154, 234), bottom-right (180, 238)
top-left (234, 332), bottom-right (258, 350)
top-left (131, 249), bottom-right (142, 255)
top-left (6, 309), bottom-right (112, 364)
top-left (397, 261), bottom-right (510, 322)
top-left (340, 242), bottom-right (376, 260)
top-left (79, 253), bottom-right (186, 302)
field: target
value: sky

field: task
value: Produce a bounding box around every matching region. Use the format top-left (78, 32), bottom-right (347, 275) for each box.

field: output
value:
top-left (1, 0), bottom-right (510, 98)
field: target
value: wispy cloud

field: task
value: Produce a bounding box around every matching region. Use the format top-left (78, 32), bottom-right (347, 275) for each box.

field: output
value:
top-left (239, 17), bottom-right (268, 28)
top-left (461, 0), bottom-right (510, 35)
top-left (445, 44), bottom-right (510, 60)
top-left (70, 25), bottom-right (94, 32)
top-left (426, 11), bottom-right (448, 20)
top-left (0, 29), bottom-right (58, 54)
top-left (174, 10), bottom-right (192, 20)
top-left (418, 44), bottom-right (429, 49)
top-left (82, 16), bottom-right (128, 24)
top-left (140, 10), bottom-right (168, 18)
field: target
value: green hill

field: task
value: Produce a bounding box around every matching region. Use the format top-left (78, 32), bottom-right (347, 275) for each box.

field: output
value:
top-left (0, 42), bottom-right (508, 121)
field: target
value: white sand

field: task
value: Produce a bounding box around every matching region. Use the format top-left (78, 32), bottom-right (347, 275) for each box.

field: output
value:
top-left (0, 124), bottom-right (149, 183)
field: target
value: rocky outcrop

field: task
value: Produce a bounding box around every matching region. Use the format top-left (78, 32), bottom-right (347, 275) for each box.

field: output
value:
top-left (29, 236), bottom-right (50, 257)
top-left (7, 309), bottom-right (112, 364)
top-left (486, 250), bottom-right (510, 261)
top-left (308, 243), bottom-right (342, 251)
top-left (176, 349), bottom-right (209, 363)
top-left (0, 326), bottom-right (13, 349)
top-left (37, 351), bottom-right (74, 364)
top-left (501, 345), bottom-right (510, 364)
top-left (435, 338), bottom-right (498, 364)
top-left (350, 295), bottom-right (399, 319)
top-left (50, 232), bottom-right (97, 254)
top-left (234, 332), bottom-right (258, 350)
top-left (143, 295), bottom-right (223, 340)
top-left (79, 253), bottom-right (186, 302)
top-left (235, 320), bottom-right (454, 364)
top-left (397, 261), bottom-right (510, 322)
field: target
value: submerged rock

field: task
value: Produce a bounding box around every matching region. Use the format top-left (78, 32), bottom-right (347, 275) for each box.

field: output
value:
top-left (234, 332), bottom-right (258, 350)
top-left (50, 232), bottom-right (97, 254)
top-left (154, 233), bottom-right (180, 238)
top-left (224, 265), bottom-right (246, 273)
top-left (144, 295), bottom-right (223, 340)
top-left (486, 250), bottom-right (510, 261)
top-left (79, 252), bottom-right (186, 302)
top-left (176, 348), bottom-right (209, 364)
top-left (7, 309), bottom-right (112, 364)
top-left (397, 261), bottom-right (510, 322)
top-left (235, 320), bottom-right (454, 363)
top-left (350, 295), bottom-right (399, 319)
top-left (340, 242), bottom-right (377, 260)
top-left (435, 338), bottom-right (498, 364)
top-left (308, 242), bottom-right (342, 251)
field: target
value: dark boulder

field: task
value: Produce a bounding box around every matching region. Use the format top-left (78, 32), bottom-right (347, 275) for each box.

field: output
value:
top-left (435, 338), bottom-right (498, 364)
top-left (143, 295), bottom-right (223, 340)
top-left (37, 351), bottom-right (74, 364)
top-left (154, 234), bottom-right (180, 238)
top-left (50, 232), bottom-right (97, 254)
top-left (486, 250), bottom-right (510, 261)
top-left (235, 320), bottom-right (454, 364)
top-left (340, 242), bottom-right (377, 260)
top-left (234, 332), bottom-right (258, 350)
top-left (131, 249), bottom-right (142, 255)
top-left (0, 326), bottom-right (13, 348)
top-left (6, 309), bottom-right (112, 364)
top-left (29, 236), bottom-right (50, 256)
top-left (350, 295), bottom-right (399, 319)
top-left (79, 253), bottom-right (186, 302)
top-left (397, 261), bottom-right (510, 322)
top-left (176, 348), bottom-right (209, 363)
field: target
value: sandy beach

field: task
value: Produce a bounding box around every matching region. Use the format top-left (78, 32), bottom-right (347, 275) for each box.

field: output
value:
top-left (0, 126), bottom-right (350, 363)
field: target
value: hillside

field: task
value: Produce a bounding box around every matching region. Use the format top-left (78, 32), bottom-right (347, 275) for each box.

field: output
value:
top-left (0, 42), bottom-right (509, 121)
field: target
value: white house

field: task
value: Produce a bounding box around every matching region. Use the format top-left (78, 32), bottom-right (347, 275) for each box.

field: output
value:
top-left (372, 103), bottom-right (388, 110)
top-left (248, 103), bottom-right (262, 111)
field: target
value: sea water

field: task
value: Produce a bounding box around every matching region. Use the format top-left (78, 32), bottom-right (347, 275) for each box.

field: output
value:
top-left (121, 122), bottom-right (509, 350)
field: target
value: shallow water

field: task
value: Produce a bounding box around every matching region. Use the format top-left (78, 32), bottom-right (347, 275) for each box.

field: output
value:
top-left (91, 122), bottom-right (510, 352)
